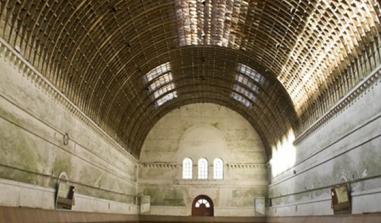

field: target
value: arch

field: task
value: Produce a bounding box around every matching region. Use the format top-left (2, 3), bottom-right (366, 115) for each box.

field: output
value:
top-left (213, 158), bottom-right (224, 180)
top-left (176, 123), bottom-right (228, 163)
top-left (198, 158), bottom-right (208, 179)
top-left (192, 195), bottom-right (214, 216)
top-left (182, 158), bottom-right (193, 179)
top-left (2, 0), bottom-right (380, 160)
top-left (137, 99), bottom-right (275, 159)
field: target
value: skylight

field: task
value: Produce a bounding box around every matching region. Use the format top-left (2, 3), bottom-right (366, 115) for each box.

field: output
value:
top-left (231, 92), bottom-right (251, 107)
top-left (233, 85), bottom-right (256, 102)
top-left (145, 62), bottom-right (171, 81)
top-left (231, 63), bottom-right (264, 107)
top-left (237, 63), bottom-right (265, 85)
top-left (175, 0), bottom-right (249, 49)
top-left (156, 92), bottom-right (178, 106)
top-left (145, 62), bottom-right (177, 106)
top-left (153, 83), bottom-right (176, 99)
top-left (148, 73), bottom-right (173, 91)
top-left (235, 75), bottom-right (260, 93)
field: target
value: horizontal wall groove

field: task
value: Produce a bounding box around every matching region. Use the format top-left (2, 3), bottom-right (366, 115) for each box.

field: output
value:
top-left (0, 94), bottom-right (136, 185)
top-left (270, 172), bottom-right (381, 200)
top-left (270, 196), bottom-right (331, 209)
top-left (270, 181), bottom-right (381, 209)
top-left (352, 186), bottom-right (381, 197)
top-left (271, 112), bottom-right (381, 183)
top-left (0, 162), bottom-right (136, 198)
top-left (269, 133), bottom-right (381, 197)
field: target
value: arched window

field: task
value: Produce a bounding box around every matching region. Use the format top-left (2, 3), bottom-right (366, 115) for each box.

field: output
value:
top-left (195, 198), bottom-right (211, 208)
top-left (182, 158), bottom-right (192, 179)
top-left (198, 158), bottom-right (208, 179)
top-left (213, 158), bottom-right (223, 180)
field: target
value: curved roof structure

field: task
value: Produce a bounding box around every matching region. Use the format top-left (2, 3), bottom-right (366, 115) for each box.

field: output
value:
top-left (1, 0), bottom-right (380, 157)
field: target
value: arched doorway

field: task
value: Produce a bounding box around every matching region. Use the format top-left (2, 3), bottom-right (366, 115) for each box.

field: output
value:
top-left (192, 195), bottom-right (214, 216)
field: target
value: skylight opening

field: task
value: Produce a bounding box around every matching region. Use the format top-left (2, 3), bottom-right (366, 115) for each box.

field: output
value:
top-left (148, 73), bottom-right (173, 91)
top-left (175, 0), bottom-right (249, 49)
top-left (156, 92), bottom-right (178, 106)
top-left (153, 83), bottom-right (175, 98)
top-left (231, 92), bottom-right (252, 107)
top-left (236, 75), bottom-right (260, 93)
top-left (231, 63), bottom-right (265, 107)
top-left (233, 85), bottom-right (256, 102)
top-left (144, 62), bottom-right (177, 106)
top-left (237, 63), bottom-right (265, 85)
top-left (145, 62), bottom-right (171, 81)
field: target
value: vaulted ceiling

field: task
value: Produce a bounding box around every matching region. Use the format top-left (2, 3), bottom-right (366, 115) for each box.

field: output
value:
top-left (1, 0), bottom-right (380, 158)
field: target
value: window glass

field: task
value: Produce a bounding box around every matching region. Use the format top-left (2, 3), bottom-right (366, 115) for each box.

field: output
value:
top-left (231, 63), bottom-right (265, 107)
top-left (145, 62), bottom-right (171, 81)
top-left (231, 92), bottom-right (252, 107)
top-left (198, 158), bottom-right (208, 179)
top-left (233, 85), bottom-right (256, 102)
top-left (213, 158), bottom-right (223, 180)
top-left (144, 62), bottom-right (177, 106)
top-left (237, 63), bottom-right (265, 85)
top-left (195, 199), bottom-right (211, 208)
top-left (182, 158), bottom-right (192, 179)
top-left (236, 75), bottom-right (260, 93)
top-left (148, 73), bottom-right (173, 91)
top-left (156, 91), bottom-right (177, 106)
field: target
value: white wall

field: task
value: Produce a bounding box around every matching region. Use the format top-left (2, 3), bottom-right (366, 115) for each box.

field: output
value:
top-left (0, 39), bottom-right (138, 214)
top-left (139, 103), bottom-right (268, 216)
top-left (268, 69), bottom-right (381, 216)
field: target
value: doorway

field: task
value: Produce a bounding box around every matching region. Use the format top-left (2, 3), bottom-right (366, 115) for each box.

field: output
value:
top-left (192, 195), bottom-right (214, 216)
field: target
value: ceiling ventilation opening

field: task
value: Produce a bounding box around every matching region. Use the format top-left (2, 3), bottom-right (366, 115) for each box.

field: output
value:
top-left (231, 63), bottom-right (266, 107)
top-left (144, 62), bottom-right (178, 106)
top-left (175, 0), bottom-right (249, 49)
top-left (231, 91), bottom-right (252, 107)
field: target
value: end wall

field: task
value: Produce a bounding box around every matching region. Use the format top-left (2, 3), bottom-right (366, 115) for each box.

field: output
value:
top-left (139, 103), bottom-right (268, 217)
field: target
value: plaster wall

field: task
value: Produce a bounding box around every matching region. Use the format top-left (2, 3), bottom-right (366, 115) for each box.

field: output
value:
top-left (0, 45), bottom-right (138, 214)
top-left (139, 103), bottom-right (268, 216)
top-left (268, 71), bottom-right (381, 216)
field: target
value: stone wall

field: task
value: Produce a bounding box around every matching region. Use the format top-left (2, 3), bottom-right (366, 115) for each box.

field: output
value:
top-left (0, 39), bottom-right (138, 214)
top-left (139, 103), bottom-right (268, 216)
top-left (268, 67), bottom-right (381, 216)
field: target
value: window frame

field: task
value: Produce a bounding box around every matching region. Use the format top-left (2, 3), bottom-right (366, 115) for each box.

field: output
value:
top-left (182, 158), bottom-right (193, 179)
top-left (213, 158), bottom-right (224, 180)
top-left (198, 158), bottom-right (208, 179)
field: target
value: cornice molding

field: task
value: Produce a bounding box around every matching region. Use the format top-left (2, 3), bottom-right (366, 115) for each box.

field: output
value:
top-left (294, 65), bottom-right (381, 144)
top-left (227, 163), bottom-right (267, 169)
top-left (139, 162), bottom-right (267, 169)
top-left (140, 163), bottom-right (178, 169)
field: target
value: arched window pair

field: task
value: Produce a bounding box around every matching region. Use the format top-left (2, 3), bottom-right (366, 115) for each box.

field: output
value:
top-left (182, 158), bottom-right (223, 180)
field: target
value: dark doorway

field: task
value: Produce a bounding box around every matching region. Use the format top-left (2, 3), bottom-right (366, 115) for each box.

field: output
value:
top-left (192, 195), bottom-right (214, 216)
